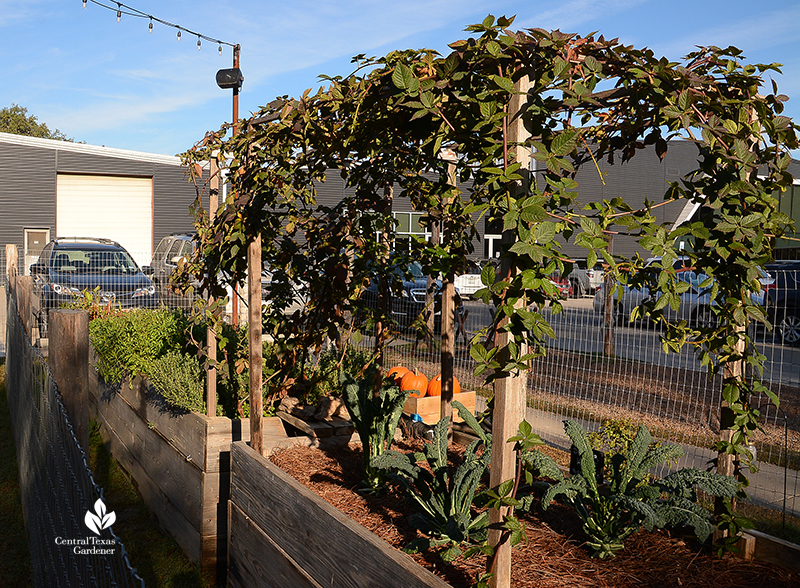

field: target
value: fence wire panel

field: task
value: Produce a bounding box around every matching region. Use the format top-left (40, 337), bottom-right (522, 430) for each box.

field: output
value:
top-left (355, 279), bottom-right (799, 520)
top-left (5, 283), bottom-right (144, 588)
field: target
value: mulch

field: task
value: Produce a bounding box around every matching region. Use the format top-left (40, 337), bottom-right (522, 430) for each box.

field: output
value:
top-left (270, 440), bottom-right (799, 588)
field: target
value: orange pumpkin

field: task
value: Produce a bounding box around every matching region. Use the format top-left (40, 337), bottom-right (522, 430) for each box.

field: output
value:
top-left (426, 374), bottom-right (460, 397)
top-left (387, 366), bottom-right (410, 385)
top-left (400, 369), bottom-right (428, 398)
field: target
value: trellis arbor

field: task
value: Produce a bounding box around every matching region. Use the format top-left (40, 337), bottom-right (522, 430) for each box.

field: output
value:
top-left (180, 15), bottom-right (798, 587)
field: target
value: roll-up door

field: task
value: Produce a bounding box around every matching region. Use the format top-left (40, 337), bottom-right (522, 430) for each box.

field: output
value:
top-left (56, 174), bottom-right (153, 267)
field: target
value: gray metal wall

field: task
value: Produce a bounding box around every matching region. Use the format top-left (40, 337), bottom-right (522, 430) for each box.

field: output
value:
top-left (0, 140), bottom-right (199, 259)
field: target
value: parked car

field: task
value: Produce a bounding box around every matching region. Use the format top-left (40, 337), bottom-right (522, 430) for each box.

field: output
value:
top-left (594, 257), bottom-right (773, 328)
top-left (150, 234), bottom-right (197, 307)
top-left (362, 261), bottom-right (465, 332)
top-left (765, 261), bottom-right (800, 345)
top-left (30, 237), bottom-right (158, 337)
top-left (567, 258), bottom-right (605, 297)
top-left (454, 259), bottom-right (484, 299)
top-left (261, 266), bottom-right (308, 316)
top-left (549, 272), bottom-right (573, 299)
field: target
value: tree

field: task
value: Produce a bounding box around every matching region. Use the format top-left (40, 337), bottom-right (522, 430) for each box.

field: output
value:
top-left (0, 104), bottom-right (72, 141)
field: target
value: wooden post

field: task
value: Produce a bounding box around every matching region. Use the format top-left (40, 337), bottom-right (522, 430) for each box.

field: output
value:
top-left (207, 154), bottom-right (219, 418)
top-left (375, 181), bottom-right (394, 368)
top-left (6, 243), bottom-right (18, 285)
top-left (488, 75), bottom-right (531, 588)
top-left (440, 151), bottom-right (458, 429)
top-left (715, 322), bottom-right (746, 540)
top-left (16, 276), bottom-right (32, 340)
top-left (49, 309), bottom-right (90, 450)
top-left (248, 235), bottom-right (263, 455)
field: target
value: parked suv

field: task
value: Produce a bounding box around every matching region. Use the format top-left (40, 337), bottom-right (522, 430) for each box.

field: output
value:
top-left (362, 261), bottom-right (465, 332)
top-left (30, 237), bottom-right (158, 336)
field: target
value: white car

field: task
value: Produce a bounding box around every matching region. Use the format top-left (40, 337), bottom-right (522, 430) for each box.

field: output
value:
top-left (454, 260), bottom-right (485, 298)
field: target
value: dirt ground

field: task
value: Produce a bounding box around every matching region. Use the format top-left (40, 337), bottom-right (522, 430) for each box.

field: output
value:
top-left (270, 440), bottom-right (799, 588)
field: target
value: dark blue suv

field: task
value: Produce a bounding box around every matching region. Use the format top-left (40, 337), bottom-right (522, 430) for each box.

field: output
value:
top-left (30, 237), bottom-right (159, 337)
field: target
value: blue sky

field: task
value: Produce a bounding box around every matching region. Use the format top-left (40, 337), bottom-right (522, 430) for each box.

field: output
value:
top-left (1, 0), bottom-right (798, 157)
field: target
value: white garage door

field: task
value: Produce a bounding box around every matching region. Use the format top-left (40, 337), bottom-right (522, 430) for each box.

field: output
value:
top-left (56, 174), bottom-right (153, 267)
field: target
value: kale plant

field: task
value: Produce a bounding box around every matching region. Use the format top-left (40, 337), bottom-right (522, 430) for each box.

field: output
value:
top-left (340, 371), bottom-right (409, 491)
top-left (371, 401), bottom-right (491, 561)
top-left (522, 420), bottom-right (739, 559)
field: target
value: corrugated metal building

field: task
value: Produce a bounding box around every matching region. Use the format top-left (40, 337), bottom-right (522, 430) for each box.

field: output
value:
top-left (0, 132), bottom-right (198, 272)
top-left (2, 132), bottom-right (796, 272)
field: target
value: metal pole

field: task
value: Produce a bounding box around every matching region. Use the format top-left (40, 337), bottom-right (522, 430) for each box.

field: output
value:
top-left (230, 44), bottom-right (241, 324)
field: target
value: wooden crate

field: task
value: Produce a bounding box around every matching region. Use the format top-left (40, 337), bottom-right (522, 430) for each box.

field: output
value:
top-left (403, 391), bottom-right (476, 424)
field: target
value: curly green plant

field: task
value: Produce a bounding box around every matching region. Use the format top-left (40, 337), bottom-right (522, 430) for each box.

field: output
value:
top-left (147, 351), bottom-right (206, 413)
top-left (522, 420), bottom-right (739, 559)
top-left (340, 371), bottom-right (409, 491)
top-left (371, 401), bottom-right (492, 561)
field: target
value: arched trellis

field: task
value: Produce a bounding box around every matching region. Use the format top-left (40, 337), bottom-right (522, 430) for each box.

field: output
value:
top-left (180, 15), bottom-right (798, 587)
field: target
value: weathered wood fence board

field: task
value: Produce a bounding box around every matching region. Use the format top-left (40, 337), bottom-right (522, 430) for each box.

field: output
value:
top-left (228, 441), bottom-right (452, 588)
top-left (228, 502), bottom-right (321, 588)
top-left (88, 361), bottom-right (258, 585)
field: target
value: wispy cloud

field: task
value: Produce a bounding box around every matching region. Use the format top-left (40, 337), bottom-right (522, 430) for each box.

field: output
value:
top-left (650, 6), bottom-right (800, 60)
top-left (513, 0), bottom-right (650, 33)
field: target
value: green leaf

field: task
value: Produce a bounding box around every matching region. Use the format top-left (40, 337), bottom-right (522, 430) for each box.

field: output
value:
top-left (392, 63), bottom-right (417, 91)
top-left (491, 75), bottom-right (515, 94)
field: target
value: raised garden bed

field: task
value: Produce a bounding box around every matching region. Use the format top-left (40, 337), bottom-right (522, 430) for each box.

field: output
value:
top-left (87, 369), bottom-right (306, 585)
top-left (268, 440), bottom-right (800, 588)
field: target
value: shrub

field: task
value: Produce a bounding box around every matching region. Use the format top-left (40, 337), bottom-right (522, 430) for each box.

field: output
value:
top-left (89, 308), bottom-right (187, 383)
top-left (147, 351), bottom-right (206, 413)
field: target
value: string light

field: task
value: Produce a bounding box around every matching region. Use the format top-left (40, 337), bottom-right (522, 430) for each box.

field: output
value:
top-left (80, 0), bottom-right (236, 54)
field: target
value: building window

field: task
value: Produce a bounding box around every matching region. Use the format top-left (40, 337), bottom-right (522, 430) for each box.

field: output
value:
top-left (393, 212), bottom-right (430, 250)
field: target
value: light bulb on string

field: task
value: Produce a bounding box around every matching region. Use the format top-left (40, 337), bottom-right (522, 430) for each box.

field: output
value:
top-left (218, 44), bottom-right (222, 56)
top-left (177, 30), bottom-right (181, 41)
top-left (82, 0), bottom-right (87, 9)
top-left (116, 3), bottom-right (121, 22)
top-left (149, 19), bottom-right (153, 33)
top-left (197, 36), bottom-right (201, 51)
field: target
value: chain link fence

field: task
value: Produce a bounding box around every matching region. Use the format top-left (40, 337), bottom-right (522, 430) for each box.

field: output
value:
top-left (4, 266), bottom-right (144, 587)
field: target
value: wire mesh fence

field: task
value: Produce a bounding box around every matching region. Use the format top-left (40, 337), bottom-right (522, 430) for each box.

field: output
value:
top-left (8, 242), bottom-right (798, 525)
top-left (353, 269), bottom-right (800, 522)
top-left (4, 271), bottom-right (144, 588)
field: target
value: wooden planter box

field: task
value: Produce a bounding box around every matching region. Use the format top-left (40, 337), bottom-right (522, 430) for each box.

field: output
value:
top-left (403, 391), bottom-right (476, 424)
top-left (228, 441), bottom-right (451, 588)
top-left (88, 370), bottom-right (295, 585)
